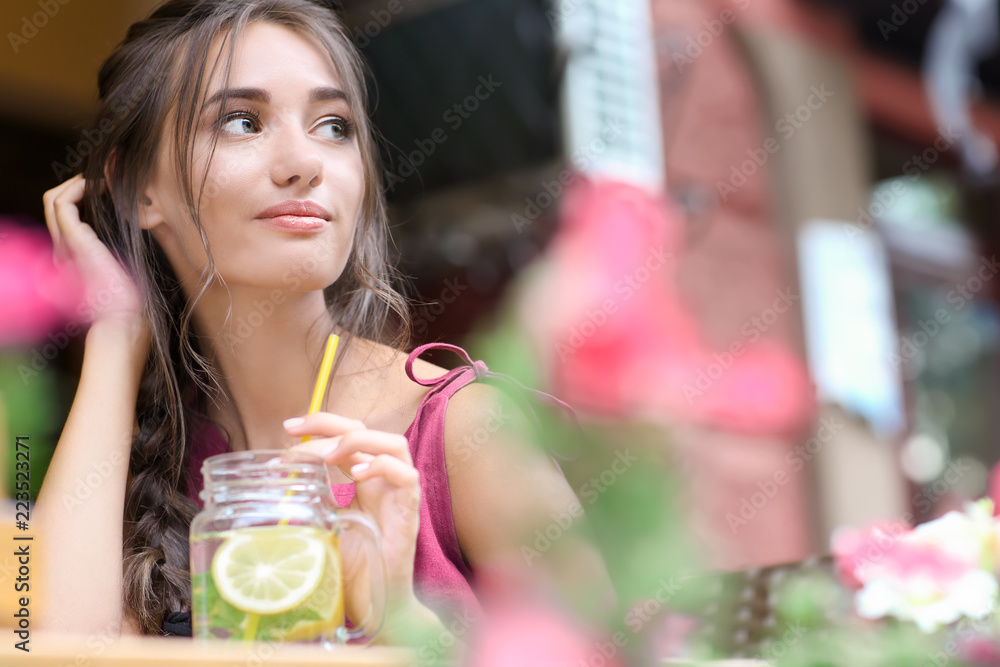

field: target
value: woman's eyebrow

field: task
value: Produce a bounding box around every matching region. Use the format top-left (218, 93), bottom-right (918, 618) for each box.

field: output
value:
top-left (203, 86), bottom-right (348, 108)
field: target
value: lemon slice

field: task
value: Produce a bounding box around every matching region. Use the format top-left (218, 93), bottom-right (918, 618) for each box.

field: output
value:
top-left (281, 534), bottom-right (345, 640)
top-left (211, 526), bottom-right (327, 615)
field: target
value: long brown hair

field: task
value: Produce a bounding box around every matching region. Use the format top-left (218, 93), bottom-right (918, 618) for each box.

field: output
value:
top-left (78, 0), bottom-right (409, 634)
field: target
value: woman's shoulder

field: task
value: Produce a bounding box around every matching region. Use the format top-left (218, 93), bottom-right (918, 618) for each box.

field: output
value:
top-left (351, 337), bottom-right (448, 388)
top-left (348, 338), bottom-right (516, 435)
top-left (343, 338), bottom-right (449, 432)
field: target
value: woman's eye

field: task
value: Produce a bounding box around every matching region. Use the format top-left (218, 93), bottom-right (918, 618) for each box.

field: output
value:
top-left (317, 118), bottom-right (351, 141)
top-left (219, 114), bottom-right (260, 135)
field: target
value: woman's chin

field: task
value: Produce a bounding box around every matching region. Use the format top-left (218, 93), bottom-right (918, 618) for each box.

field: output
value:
top-left (213, 274), bottom-right (341, 295)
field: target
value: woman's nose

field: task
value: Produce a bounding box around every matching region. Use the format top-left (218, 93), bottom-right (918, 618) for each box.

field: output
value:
top-left (269, 127), bottom-right (324, 187)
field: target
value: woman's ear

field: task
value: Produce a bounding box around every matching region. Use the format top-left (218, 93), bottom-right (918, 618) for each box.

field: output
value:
top-left (137, 191), bottom-right (166, 231)
top-left (104, 149), bottom-right (167, 232)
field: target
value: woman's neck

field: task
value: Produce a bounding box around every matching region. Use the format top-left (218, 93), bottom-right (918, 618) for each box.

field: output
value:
top-left (189, 284), bottom-right (341, 451)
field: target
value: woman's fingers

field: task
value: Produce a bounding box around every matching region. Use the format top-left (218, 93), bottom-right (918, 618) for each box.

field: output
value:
top-left (349, 453), bottom-right (420, 489)
top-left (285, 413), bottom-right (416, 490)
top-left (284, 412), bottom-right (365, 438)
top-left (43, 174), bottom-right (87, 263)
top-left (334, 430), bottom-right (411, 462)
top-left (42, 174), bottom-right (80, 258)
top-left (284, 413), bottom-right (411, 461)
top-left (289, 429), bottom-right (411, 465)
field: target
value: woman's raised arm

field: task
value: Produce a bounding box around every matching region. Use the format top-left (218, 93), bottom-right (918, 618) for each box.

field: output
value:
top-left (34, 174), bottom-right (150, 635)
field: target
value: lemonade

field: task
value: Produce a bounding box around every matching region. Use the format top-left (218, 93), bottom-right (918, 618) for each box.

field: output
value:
top-left (191, 525), bottom-right (345, 642)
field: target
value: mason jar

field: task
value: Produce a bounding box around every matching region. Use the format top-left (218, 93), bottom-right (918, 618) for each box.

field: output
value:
top-left (190, 449), bottom-right (386, 647)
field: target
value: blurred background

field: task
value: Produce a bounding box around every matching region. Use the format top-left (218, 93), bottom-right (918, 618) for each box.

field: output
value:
top-left (2, 0), bottom-right (1000, 632)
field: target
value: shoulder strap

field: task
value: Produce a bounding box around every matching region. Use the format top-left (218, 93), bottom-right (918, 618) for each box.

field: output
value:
top-left (405, 342), bottom-right (579, 461)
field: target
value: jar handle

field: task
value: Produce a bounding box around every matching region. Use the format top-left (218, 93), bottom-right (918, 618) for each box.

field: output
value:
top-left (328, 510), bottom-right (387, 644)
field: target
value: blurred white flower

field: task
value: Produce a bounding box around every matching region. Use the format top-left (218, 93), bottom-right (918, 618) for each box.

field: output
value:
top-left (856, 568), bottom-right (997, 633)
top-left (845, 499), bottom-right (1000, 633)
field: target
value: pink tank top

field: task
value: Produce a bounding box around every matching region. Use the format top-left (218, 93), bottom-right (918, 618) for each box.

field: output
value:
top-left (185, 342), bottom-right (569, 620)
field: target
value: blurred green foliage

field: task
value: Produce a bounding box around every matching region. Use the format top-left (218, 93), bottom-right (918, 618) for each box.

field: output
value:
top-left (0, 348), bottom-right (60, 500)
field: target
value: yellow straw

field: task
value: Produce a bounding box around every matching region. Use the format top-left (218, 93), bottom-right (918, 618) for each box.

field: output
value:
top-left (301, 333), bottom-right (339, 443)
top-left (274, 334), bottom-right (339, 520)
top-left (245, 334), bottom-right (339, 643)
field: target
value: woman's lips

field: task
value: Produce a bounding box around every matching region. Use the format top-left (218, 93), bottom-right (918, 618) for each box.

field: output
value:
top-left (254, 200), bottom-right (331, 232)
top-left (256, 215), bottom-right (330, 232)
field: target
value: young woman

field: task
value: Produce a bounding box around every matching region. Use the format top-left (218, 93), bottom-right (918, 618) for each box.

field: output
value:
top-left (35, 0), bottom-right (609, 640)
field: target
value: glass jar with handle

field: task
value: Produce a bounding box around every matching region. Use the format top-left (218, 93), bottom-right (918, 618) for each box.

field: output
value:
top-left (190, 448), bottom-right (386, 647)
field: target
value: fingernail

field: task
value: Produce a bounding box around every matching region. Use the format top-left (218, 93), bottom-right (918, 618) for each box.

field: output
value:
top-left (321, 441), bottom-right (338, 457)
top-left (283, 417), bottom-right (305, 429)
top-left (350, 462), bottom-right (370, 475)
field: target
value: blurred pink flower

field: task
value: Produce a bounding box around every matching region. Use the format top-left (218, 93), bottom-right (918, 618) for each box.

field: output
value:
top-left (521, 175), bottom-right (813, 434)
top-left (853, 543), bottom-right (996, 633)
top-left (0, 219), bottom-right (83, 347)
top-left (468, 604), bottom-right (619, 667)
top-left (832, 504), bottom-right (1000, 632)
top-left (467, 564), bottom-right (623, 666)
top-left (960, 637), bottom-right (1000, 667)
top-left (831, 521), bottom-right (913, 590)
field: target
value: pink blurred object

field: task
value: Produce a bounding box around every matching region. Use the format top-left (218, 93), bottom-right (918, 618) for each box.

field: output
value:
top-left (525, 175), bottom-right (813, 434)
top-left (0, 219), bottom-right (84, 347)
top-left (990, 463), bottom-right (1000, 517)
top-left (831, 503), bottom-right (1000, 632)
top-left (961, 637), bottom-right (1000, 667)
top-left (831, 522), bottom-right (914, 591)
top-left (468, 604), bottom-right (619, 667)
top-left (467, 564), bottom-right (624, 667)
top-left (831, 520), bottom-right (981, 594)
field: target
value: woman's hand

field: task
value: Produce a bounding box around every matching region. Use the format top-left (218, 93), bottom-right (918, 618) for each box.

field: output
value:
top-left (43, 174), bottom-right (147, 335)
top-left (284, 414), bottom-right (423, 623)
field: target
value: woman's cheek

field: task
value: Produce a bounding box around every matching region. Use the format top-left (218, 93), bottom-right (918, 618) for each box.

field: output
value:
top-left (202, 154), bottom-right (249, 203)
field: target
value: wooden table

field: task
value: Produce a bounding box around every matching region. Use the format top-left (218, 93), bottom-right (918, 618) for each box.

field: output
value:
top-left (0, 632), bottom-right (417, 666)
top-left (0, 634), bottom-right (773, 666)
top-left (0, 639), bottom-right (773, 666)
top-left (0, 505), bottom-right (769, 666)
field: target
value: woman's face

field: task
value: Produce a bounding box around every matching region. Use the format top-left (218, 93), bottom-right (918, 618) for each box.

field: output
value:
top-left (142, 22), bottom-right (365, 294)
